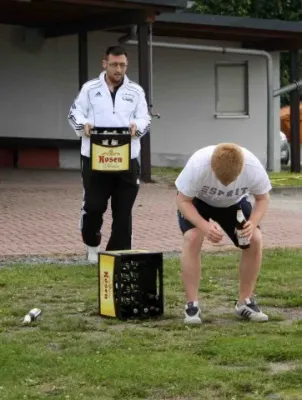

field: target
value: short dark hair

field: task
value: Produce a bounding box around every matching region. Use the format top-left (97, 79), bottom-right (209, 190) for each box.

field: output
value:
top-left (105, 45), bottom-right (128, 58)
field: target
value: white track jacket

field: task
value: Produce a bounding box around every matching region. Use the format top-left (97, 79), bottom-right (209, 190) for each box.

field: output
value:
top-left (68, 72), bottom-right (151, 159)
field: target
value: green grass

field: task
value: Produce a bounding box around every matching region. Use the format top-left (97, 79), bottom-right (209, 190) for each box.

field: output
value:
top-left (0, 249), bottom-right (302, 399)
top-left (151, 167), bottom-right (302, 188)
top-left (269, 171), bottom-right (302, 187)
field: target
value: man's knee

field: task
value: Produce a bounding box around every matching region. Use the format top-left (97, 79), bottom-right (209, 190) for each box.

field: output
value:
top-left (249, 228), bottom-right (262, 249)
top-left (183, 228), bottom-right (204, 253)
top-left (84, 197), bottom-right (108, 215)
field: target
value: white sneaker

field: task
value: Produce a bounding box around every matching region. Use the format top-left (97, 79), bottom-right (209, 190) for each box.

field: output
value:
top-left (86, 246), bottom-right (99, 263)
top-left (184, 301), bottom-right (202, 324)
top-left (235, 297), bottom-right (269, 322)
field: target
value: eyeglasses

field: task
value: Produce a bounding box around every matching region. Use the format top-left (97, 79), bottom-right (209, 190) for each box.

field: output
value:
top-left (107, 62), bottom-right (127, 69)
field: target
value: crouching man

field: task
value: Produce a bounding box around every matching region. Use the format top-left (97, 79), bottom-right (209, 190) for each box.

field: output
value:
top-left (175, 143), bottom-right (272, 324)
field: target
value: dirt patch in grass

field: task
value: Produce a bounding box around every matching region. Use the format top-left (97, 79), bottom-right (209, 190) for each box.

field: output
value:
top-left (269, 362), bottom-right (298, 375)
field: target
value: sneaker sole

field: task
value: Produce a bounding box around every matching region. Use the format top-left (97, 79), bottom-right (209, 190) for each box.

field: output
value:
top-left (184, 316), bottom-right (202, 324)
top-left (235, 311), bottom-right (269, 322)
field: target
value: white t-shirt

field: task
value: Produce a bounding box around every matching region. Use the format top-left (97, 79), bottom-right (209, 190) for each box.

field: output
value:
top-left (175, 145), bottom-right (272, 208)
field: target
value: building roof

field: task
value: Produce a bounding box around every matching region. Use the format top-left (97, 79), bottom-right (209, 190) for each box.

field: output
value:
top-left (154, 12), bottom-right (302, 50)
top-left (2, 0), bottom-right (302, 51)
top-left (128, 0), bottom-right (187, 6)
top-left (0, 0), bottom-right (186, 27)
top-left (157, 12), bottom-right (302, 33)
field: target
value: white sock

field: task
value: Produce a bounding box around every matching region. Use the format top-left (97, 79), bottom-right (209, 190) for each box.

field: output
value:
top-left (237, 298), bottom-right (251, 307)
top-left (186, 301), bottom-right (199, 308)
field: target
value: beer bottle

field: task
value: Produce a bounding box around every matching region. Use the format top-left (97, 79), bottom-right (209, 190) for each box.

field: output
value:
top-left (235, 204), bottom-right (250, 249)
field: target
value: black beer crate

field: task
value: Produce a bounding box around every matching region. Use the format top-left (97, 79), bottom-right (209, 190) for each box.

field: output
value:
top-left (98, 250), bottom-right (164, 320)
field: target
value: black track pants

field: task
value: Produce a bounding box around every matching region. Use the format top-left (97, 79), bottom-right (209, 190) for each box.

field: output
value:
top-left (80, 156), bottom-right (140, 250)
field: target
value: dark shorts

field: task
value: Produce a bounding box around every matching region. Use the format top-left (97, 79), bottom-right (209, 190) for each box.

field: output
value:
top-left (177, 196), bottom-right (257, 248)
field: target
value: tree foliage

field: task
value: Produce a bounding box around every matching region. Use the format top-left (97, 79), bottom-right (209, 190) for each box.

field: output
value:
top-left (190, 0), bottom-right (302, 106)
top-left (191, 0), bottom-right (302, 20)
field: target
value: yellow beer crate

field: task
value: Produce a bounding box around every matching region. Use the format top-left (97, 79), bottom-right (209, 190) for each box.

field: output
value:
top-left (90, 127), bottom-right (131, 172)
top-left (98, 249), bottom-right (164, 320)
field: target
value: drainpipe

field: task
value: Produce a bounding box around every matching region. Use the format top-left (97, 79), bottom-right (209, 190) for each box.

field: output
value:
top-left (118, 25), bottom-right (138, 45)
top-left (148, 23), bottom-right (161, 119)
top-left (125, 40), bottom-right (275, 171)
top-left (273, 80), bottom-right (302, 97)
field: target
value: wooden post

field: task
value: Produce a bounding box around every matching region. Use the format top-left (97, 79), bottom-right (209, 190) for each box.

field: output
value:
top-left (78, 31), bottom-right (88, 163)
top-left (138, 22), bottom-right (152, 183)
top-left (78, 31), bottom-right (88, 89)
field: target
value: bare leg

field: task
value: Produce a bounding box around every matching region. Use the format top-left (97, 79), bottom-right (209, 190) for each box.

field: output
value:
top-left (238, 228), bottom-right (262, 302)
top-left (180, 228), bottom-right (204, 302)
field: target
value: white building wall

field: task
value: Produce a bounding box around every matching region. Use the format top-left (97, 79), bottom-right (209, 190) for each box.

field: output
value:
top-left (0, 25), bottom-right (77, 141)
top-left (0, 25), bottom-right (280, 170)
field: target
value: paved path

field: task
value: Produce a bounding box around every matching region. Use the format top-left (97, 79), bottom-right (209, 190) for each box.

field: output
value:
top-left (0, 169), bottom-right (301, 257)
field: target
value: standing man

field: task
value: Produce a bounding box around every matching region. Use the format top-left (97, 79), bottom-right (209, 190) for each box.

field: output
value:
top-left (68, 45), bottom-right (151, 261)
top-left (175, 143), bottom-right (272, 324)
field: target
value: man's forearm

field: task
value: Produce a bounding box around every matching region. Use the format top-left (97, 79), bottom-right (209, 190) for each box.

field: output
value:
top-left (177, 198), bottom-right (208, 233)
top-left (132, 118), bottom-right (151, 138)
top-left (250, 198), bottom-right (270, 226)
